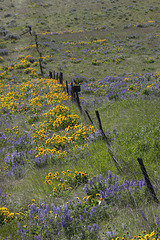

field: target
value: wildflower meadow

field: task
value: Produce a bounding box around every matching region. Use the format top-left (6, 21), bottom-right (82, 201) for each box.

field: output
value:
top-left (0, 0), bottom-right (160, 239)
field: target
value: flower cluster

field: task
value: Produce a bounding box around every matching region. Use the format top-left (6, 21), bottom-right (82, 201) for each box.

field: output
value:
top-left (0, 207), bottom-right (24, 224)
top-left (32, 103), bottom-right (95, 159)
top-left (0, 78), bottom-right (69, 115)
top-left (80, 73), bottom-right (160, 99)
top-left (2, 126), bottom-right (35, 177)
top-left (44, 170), bottom-right (88, 196)
top-left (83, 171), bottom-right (146, 208)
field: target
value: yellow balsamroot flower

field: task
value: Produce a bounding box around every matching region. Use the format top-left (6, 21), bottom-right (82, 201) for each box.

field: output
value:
top-left (48, 180), bottom-right (53, 185)
top-left (81, 172), bottom-right (85, 177)
top-left (87, 195), bottom-right (92, 200)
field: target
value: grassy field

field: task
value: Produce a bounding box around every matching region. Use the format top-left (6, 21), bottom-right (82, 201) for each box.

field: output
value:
top-left (0, 0), bottom-right (160, 239)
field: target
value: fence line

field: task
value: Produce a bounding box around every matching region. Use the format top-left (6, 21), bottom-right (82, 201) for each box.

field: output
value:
top-left (17, 27), bottom-right (159, 203)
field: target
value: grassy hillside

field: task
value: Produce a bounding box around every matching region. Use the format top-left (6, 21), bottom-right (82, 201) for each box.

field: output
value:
top-left (0, 0), bottom-right (160, 239)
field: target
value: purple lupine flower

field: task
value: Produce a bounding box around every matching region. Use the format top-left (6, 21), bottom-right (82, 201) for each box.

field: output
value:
top-left (65, 210), bottom-right (72, 221)
top-left (29, 210), bottom-right (33, 220)
top-left (91, 177), bottom-right (95, 185)
top-left (46, 204), bottom-right (49, 212)
top-left (51, 203), bottom-right (56, 213)
top-left (79, 215), bottom-right (84, 221)
top-left (96, 174), bottom-right (100, 182)
top-left (100, 174), bottom-right (103, 181)
top-left (92, 224), bottom-right (99, 232)
top-left (88, 225), bottom-right (91, 231)
top-left (110, 230), bottom-right (116, 237)
top-left (56, 206), bottom-right (62, 214)
top-left (44, 228), bottom-right (49, 236)
top-left (30, 204), bottom-right (36, 212)
top-left (100, 190), bottom-right (105, 199)
top-left (90, 207), bottom-right (96, 216)
top-left (63, 204), bottom-right (68, 214)
top-left (112, 173), bottom-right (116, 181)
top-left (129, 187), bottom-right (132, 193)
top-left (83, 184), bottom-right (88, 193)
top-left (38, 233), bottom-right (42, 240)
top-left (155, 214), bottom-right (160, 226)
top-left (108, 170), bottom-right (111, 179)
top-left (43, 209), bottom-right (48, 215)
top-left (77, 201), bottom-right (82, 207)
top-left (84, 208), bottom-right (89, 215)
top-left (88, 179), bottom-right (92, 187)
top-left (61, 215), bottom-right (65, 227)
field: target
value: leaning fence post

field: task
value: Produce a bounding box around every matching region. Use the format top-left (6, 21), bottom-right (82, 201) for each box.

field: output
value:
top-left (95, 110), bottom-right (122, 172)
top-left (85, 110), bottom-right (94, 125)
top-left (95, 110), bottom-right (110, 145)
top-left (137, 158), bottom-right (159, 203)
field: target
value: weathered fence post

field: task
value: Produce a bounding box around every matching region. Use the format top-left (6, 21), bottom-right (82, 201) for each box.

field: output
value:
top-left (56, 72), bottom-right (59, 80)
top-left (34, 33), bottom-right (44, 77)
top-left (75, 91), bottom-right (82, 114)
top-left (85, 110), bottom-right (94, 125)
top-left (29, 26), bottom-right (32, 35)
top-left (53, 70), bottom-right (55, 79)
top-left (71, 82), bottom-right (74, 101)
top-left (95, 110), bottom-right (122, 172)
top-left (95, 110), bottom-right (110, 145)
top-left (39, 52), bottom-right (44, 77)
top-left (66, 80), bottom-right (69, 95)
top-left (59, 72), bottom-right (63, 84)
top-left (137, 158), bottom-right (159, 203)
top-left (49, 71), bottom-right (52, 78)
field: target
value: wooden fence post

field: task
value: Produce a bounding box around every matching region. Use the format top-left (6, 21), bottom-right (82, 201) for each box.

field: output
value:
top-left (75, 91), bottom-right (82, 114)
top-left (39, 52), bottom-right (44, 77)
top-left (56, 72), bottom-right (59, 80)
top-left (85, 110), bottom-right (94, 125)
top-left (66, 80), bottom-right (69, 95)
top-left (137, 158), bottom-right (159, 203)
top-left (71, 82), bottom-right (74, 101)
top-left (59, 72), bottom-right (63, 84)
top-left (95, 110), bottom-right (122, 172)
top-left (29, 26), bottom-right (32, 35)
top-left (34, 33), bottom-right (44, 77)
top-left (49, 71), bottom-right (52, 78)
